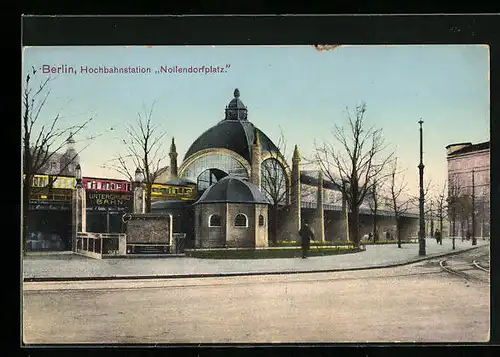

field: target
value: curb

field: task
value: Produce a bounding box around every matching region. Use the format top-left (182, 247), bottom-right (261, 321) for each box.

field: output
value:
top-left (23, 244), bottom-right (487, 283)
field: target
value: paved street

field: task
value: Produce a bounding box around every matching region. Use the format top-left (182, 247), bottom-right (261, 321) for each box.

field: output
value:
top-left (23, 238), bottom-right (488, 280)
top-left (23, 246), bottom-right (490, 344)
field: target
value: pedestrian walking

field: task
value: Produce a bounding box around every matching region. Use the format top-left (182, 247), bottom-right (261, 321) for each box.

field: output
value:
top-left (435, 229), bottom-right (441, 244)
top-left (386, 231), bottom-right (390, 241)
top-left (299, 219), bottom-right (315, 259)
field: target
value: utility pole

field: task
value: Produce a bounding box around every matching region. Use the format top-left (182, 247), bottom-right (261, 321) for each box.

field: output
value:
top-left (418, 119), bottom-right (426, 256)
top-left (472, 169), bottom-right (477, 245)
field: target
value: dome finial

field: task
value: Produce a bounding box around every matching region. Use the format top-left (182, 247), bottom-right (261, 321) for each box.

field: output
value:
top-left (234, 88), bottom-right (240, 98)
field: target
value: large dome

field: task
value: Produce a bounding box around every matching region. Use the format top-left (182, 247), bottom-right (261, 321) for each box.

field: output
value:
top-left (182, 89), bottom-right (283, 164)
top-left (195, 175), bottom-right (270, 205)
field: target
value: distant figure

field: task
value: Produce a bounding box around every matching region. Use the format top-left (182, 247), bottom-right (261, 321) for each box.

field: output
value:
top-left (435, 229), bottom-right (441, 245)
top-left (299, 219), bottom-right (315, 259)
top-left (368, 232), bottom-right (373, 242)
top-left (386, 231), bottom-right (391, 241)
top-left (466, 231), bottom-right (471, 241)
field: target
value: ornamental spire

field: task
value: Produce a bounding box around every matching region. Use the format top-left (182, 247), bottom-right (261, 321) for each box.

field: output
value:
top-left (293, 144), bottom-right (301, 161)
top-left (170, 137), bottom-right (177, 153)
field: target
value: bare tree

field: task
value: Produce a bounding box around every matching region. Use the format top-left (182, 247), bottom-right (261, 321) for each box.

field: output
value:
top-left (447, 175), bottom-right (461, 239)
top-left (315, 102), bottom-right (393, 247)
top-left (261, 129), bottom-right (289, 244)
top-left (22, 68), bottom-right (92, 250)
top-left (367, 176), bottom-right (386, 243)
top-left (435, 182), bottom-right (448, 245)
top-left (446, 174), bottom-right (473, 240)
top-left (107, 103), bottom-right (168, 212)
top-left (388, 158), bottom-right (414, 248)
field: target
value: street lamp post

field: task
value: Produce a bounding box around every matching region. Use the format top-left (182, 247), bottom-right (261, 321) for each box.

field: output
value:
top-left (133, 167), bottom-right (145, 214)
top-left (418, 120), bottom-right (426, 256)
top-left (75, 164), bottom-right (83, 188)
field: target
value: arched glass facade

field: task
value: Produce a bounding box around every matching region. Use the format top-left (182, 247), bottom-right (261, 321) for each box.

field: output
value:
top-left (181, 153), bottom-right (249, 182)
top-left (197, 168), bottom-right (228, 193)
top-left (261, 158), bottom-right (288, 205)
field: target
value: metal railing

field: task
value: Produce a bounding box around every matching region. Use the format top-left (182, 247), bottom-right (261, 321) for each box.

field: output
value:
top-left (76, 232), bottom-right (126, 259)
top-left (300, 201), bottom-right (420, 218)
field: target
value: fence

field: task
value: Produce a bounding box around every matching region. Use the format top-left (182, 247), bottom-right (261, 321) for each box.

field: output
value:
top-left (75, 232), bottom-right (126, 259)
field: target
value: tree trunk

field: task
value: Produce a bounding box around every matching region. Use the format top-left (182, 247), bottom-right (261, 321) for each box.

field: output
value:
top-left (22, 180), bottom-right (31, 252)
top-left (273, 204), bottom-right (278, 244)
top-left (351, 206), bottom-right (360, 247)
top-left (439, 215), bottom-right (443, 245)
top-left (145, 183), bottom-right (152, 213)
top-left (396, 220), bottom-right (402, 248)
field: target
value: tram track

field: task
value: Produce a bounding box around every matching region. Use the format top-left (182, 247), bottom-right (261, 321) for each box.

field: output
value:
top-left (439, 258), bottom-right (489, 283)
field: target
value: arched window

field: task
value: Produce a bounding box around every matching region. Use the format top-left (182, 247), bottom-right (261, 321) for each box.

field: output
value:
top-left (235, 213), bottom-right (248, 227)
top-left (259, 215), bottom-right (265, 227)
top-left (209, 214), bottom-right (221, 227)
top-left (261, 158), bottom-right (288, 205)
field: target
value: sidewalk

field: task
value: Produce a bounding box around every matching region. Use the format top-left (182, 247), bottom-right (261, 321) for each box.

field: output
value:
top-left (22, 238), bottom-right (489, 281)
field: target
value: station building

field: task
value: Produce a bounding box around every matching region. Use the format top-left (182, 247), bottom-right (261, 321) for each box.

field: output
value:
top-left (446, 141), bottom-right (490, 238)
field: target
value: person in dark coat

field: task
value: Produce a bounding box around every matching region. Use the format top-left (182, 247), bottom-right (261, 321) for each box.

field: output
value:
top-left (299, 219), bottom-right (315, 259)
top-left (435, 229), bottom-right (441, 244)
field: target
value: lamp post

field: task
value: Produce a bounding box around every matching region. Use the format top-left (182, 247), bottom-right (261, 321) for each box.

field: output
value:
top-left (418, 119), bottom-right (426, 256)
top-left (133, 167), bottom-right (145, 214)
top-left (75, 164), bottom-right (83, 188)
top-left (134, 167), bottom-right (145, 185)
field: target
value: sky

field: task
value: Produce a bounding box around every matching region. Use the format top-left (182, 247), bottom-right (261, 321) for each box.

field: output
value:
top-left (21, 45), bottom-right (490, 198)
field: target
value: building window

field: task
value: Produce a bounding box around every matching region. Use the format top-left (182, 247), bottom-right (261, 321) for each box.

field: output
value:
top-left (106, 183), bottom-right (110, 190)
top-left (87, 181), bottom-right (92, 189)
top-left (209, 214), bottom-right (222, 227)
top-left (259, 215), bottom-right (265, 227)
top-left (91, 181), bottom-right (96, 189)
top-left (127, 183), bottom-right (131, 191)
top-left (111, 183), bottom-right (115, 190)
top-left (97, 182), bottom-right (101, 190)
top-left (235, 213), bottom-right (248, 227)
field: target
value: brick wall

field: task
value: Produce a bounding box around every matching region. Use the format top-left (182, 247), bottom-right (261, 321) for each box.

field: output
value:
top-left (126, 214), bottom-right (172, 244)
top-left (255, 204), bottom-right (268, 247)
top-left (448, 149), bottom-right (490, 196)
top-left (195, 203), bottom-right (267, 248)
top-left (196, 204), bottom-right (226, 248)
top-left (227, 203), bottom-right (255, 248)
